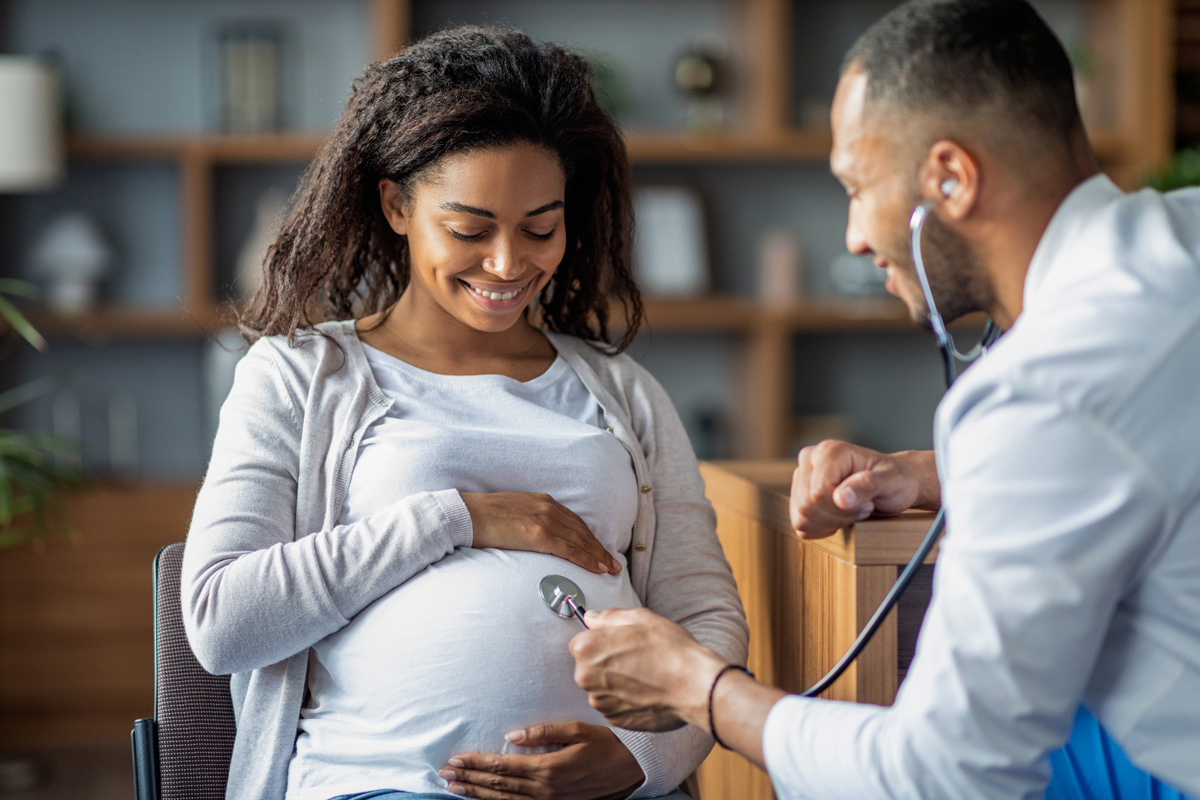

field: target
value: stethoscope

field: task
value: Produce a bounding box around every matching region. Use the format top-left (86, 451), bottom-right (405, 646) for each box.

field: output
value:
top-left (539, 189), bottom-right (1003, 698)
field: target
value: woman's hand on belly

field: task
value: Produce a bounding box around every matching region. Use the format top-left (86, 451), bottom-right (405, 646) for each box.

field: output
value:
top-left (438, 721), bottom-right (643, 800)
top-left (461, 492), bottom-right (621, 575)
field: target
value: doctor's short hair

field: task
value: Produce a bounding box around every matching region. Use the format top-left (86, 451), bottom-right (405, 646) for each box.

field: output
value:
top-left (845, 0), bottom-right (1084, 150)
top-left (241, 25), bottom-right (642, 351)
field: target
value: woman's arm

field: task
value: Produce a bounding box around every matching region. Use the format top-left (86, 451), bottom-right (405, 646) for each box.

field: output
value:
top-left (181, 344), bottom-right (473, 675)
top-left (619, 363), bottom-right (751, 796)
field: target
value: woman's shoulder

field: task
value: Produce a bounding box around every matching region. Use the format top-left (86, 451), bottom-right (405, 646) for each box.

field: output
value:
top-left (241, 320), bottom-right (364, 392)
top-left (248, 319), bottom-right (358, 364)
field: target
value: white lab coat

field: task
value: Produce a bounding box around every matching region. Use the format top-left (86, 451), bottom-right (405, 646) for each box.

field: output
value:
top-left (763, 175), bottom-right (1200, 799)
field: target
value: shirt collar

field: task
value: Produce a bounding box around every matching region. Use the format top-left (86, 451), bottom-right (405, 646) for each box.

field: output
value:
top-left (1023, 173), bottom-right (1123, 313)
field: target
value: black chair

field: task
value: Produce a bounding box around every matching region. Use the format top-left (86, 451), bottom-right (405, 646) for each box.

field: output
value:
top-left (132, 542), bottom-right (236, 800)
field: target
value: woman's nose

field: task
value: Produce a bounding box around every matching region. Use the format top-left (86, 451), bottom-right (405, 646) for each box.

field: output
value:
top-left (482, 238), bottom-right (520, 279)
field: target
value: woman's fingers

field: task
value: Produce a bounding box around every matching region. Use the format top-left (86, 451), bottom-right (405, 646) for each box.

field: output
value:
top-left (440, 754), bottom-right (539, 799)
top-left (462, 491), bottom-right (619, 574)
top-left (545, 502), bottom-right (620, 574)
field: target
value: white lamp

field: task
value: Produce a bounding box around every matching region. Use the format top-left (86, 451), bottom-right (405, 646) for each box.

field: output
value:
top-left (0, 55), bottom-right (64, 192)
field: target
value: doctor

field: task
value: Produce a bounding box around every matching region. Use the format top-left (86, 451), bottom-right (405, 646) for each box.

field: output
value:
top-left (568, 0), bottom-right (1200, 797)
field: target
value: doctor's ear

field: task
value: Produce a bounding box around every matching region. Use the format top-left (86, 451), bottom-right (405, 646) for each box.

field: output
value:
top-left (921, 140), bottom-right (977, 218)
top-left (378, 178), bottom-right (410, 236)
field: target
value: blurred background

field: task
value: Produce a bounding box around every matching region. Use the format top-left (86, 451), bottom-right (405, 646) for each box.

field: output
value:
top-left (0, 0), bottom-right (1191, 796)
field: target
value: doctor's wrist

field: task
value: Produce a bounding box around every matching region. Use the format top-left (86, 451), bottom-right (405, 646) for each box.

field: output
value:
top-left (674, 649), bottom-right (729, 731)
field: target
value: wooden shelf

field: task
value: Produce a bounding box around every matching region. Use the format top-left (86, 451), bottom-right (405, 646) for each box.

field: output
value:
top-left (634, 295), bottom-right (986, 334)
top-left (776, 297), bottom-right (910, 331)
top-left (64, 127), bottom-right (1134, 169)
top-left (637, 296), bottom-right (760, 331)
top-left (23, 307), bottom-right (222, 339)
top-left (68, 132), bottom-right (327, 164)
top-left (68, 129), bottom-right (831, 166)
top-left (625, 129), bottom-right (832, 163)
top-left (22, 297), bottom-right (919, 339)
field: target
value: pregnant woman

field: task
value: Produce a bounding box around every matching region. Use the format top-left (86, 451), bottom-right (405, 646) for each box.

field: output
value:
top-left (182, 25), bottom-right (748, 800)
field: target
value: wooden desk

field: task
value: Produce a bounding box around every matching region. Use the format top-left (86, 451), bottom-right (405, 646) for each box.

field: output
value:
top-left (693, 461), bottom-right (938, 800)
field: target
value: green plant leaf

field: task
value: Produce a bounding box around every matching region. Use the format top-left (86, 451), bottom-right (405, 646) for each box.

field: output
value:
top-left (0, 279), bottom-right (40, 299)
top-left (0, 373), bottom-right (77, 416)
top-left (1, 279), bottom-right (82, 550)
top-left (0, 294), bottom-right (47, 352)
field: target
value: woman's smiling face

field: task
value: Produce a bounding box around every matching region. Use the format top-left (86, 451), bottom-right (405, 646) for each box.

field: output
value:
top-left (379, 142), bottom-right (568, 335)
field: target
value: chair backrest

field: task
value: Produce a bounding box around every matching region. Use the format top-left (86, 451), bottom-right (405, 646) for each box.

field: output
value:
top-left (153, 542), bottom-right (236, 800)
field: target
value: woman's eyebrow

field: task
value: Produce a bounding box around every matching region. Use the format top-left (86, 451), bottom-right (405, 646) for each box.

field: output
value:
top-left (524, 200), bottom-right (564, 217)
top-left (438, 200), bottom-right (564, 219)
top-left (440, 201), bottom-right (495, 219)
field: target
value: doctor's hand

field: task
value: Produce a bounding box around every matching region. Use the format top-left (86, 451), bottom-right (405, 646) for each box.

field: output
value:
top-left (790, 441), bottom-right (941, 539)
top-left (461, 491), bottom-right (620, 575)
top-left (569, 607), bottom-right (725, 733)
top-left (440, 721), bottom-right (643, 800)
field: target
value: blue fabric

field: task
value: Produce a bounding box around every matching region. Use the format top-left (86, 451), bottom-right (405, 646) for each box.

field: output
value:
top-left (1046, 707), bottom-right (1193, 800)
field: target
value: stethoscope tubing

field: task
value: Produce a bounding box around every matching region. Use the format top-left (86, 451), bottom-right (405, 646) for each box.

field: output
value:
top-left (798, 201), bottom-right (999, 698)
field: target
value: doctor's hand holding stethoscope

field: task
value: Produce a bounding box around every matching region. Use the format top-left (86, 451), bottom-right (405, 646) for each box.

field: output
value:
top-left (566, 438), bottom-right (945, 767)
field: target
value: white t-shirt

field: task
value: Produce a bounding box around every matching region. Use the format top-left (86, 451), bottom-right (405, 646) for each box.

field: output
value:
top-left (285, 344), bottom-right (642, 799)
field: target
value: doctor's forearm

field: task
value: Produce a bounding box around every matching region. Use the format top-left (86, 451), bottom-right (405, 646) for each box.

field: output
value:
top-left (684, 669), bottom-right (787, 771)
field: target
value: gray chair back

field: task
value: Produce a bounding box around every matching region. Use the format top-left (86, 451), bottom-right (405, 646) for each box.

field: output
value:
top-left (133, 542), bottom-right (236, 800)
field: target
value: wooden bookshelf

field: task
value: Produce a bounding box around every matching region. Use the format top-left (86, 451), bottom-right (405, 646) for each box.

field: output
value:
top-left (40, 0), bottom-right (1177, 459)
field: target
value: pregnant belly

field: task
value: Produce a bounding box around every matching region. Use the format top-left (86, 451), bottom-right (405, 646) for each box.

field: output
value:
top-left (294, 548), bottom-right (642, 790)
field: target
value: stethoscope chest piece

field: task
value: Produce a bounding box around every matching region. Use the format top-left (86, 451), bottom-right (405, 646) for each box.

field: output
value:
top-left (539, 574), bottom-right (588, 626)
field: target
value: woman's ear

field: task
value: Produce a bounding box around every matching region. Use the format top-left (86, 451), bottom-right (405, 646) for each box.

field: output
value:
top-left (378, 178), bottom-right (410, 236)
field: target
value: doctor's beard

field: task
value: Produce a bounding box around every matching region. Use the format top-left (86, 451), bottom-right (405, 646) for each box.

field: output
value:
top-left (895, 209), bottom-right (995, 331)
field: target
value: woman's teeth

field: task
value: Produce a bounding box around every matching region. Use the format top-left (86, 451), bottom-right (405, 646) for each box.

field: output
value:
top-left (468, 284), bottom-right (521, 301)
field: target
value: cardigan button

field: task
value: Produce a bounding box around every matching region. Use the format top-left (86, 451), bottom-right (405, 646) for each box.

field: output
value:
top-left (640, 485), bottom-right (652, 493)
top-left (634, 544), bottom-right (646, 552)
top-left (606, 426), bottom-right (614, 433)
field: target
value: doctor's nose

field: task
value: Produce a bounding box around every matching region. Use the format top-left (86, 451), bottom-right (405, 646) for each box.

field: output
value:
top-left (845, 214), bottom-right (871, 257)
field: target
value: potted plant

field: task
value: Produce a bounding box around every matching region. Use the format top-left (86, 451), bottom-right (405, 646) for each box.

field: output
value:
top-left (0, 279), bottom-right (84, 549)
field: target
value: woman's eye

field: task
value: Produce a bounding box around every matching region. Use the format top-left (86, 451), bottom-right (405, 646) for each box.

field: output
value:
top-left (526, 228), bottom-right (556, 241)
top-left (449, 229), bottom-right (485, 243)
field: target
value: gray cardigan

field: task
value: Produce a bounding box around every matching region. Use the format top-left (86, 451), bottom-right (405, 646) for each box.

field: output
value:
top-left (182, 320), bottom-right (749, 800)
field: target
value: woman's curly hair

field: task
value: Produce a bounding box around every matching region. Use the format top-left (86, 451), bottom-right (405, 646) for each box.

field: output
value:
top-left (239, 25), bottom-right (643, 352)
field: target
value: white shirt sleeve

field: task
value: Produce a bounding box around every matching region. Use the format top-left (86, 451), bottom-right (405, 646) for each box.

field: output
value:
top-left (762, 395), bottom-right (1170, 799)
